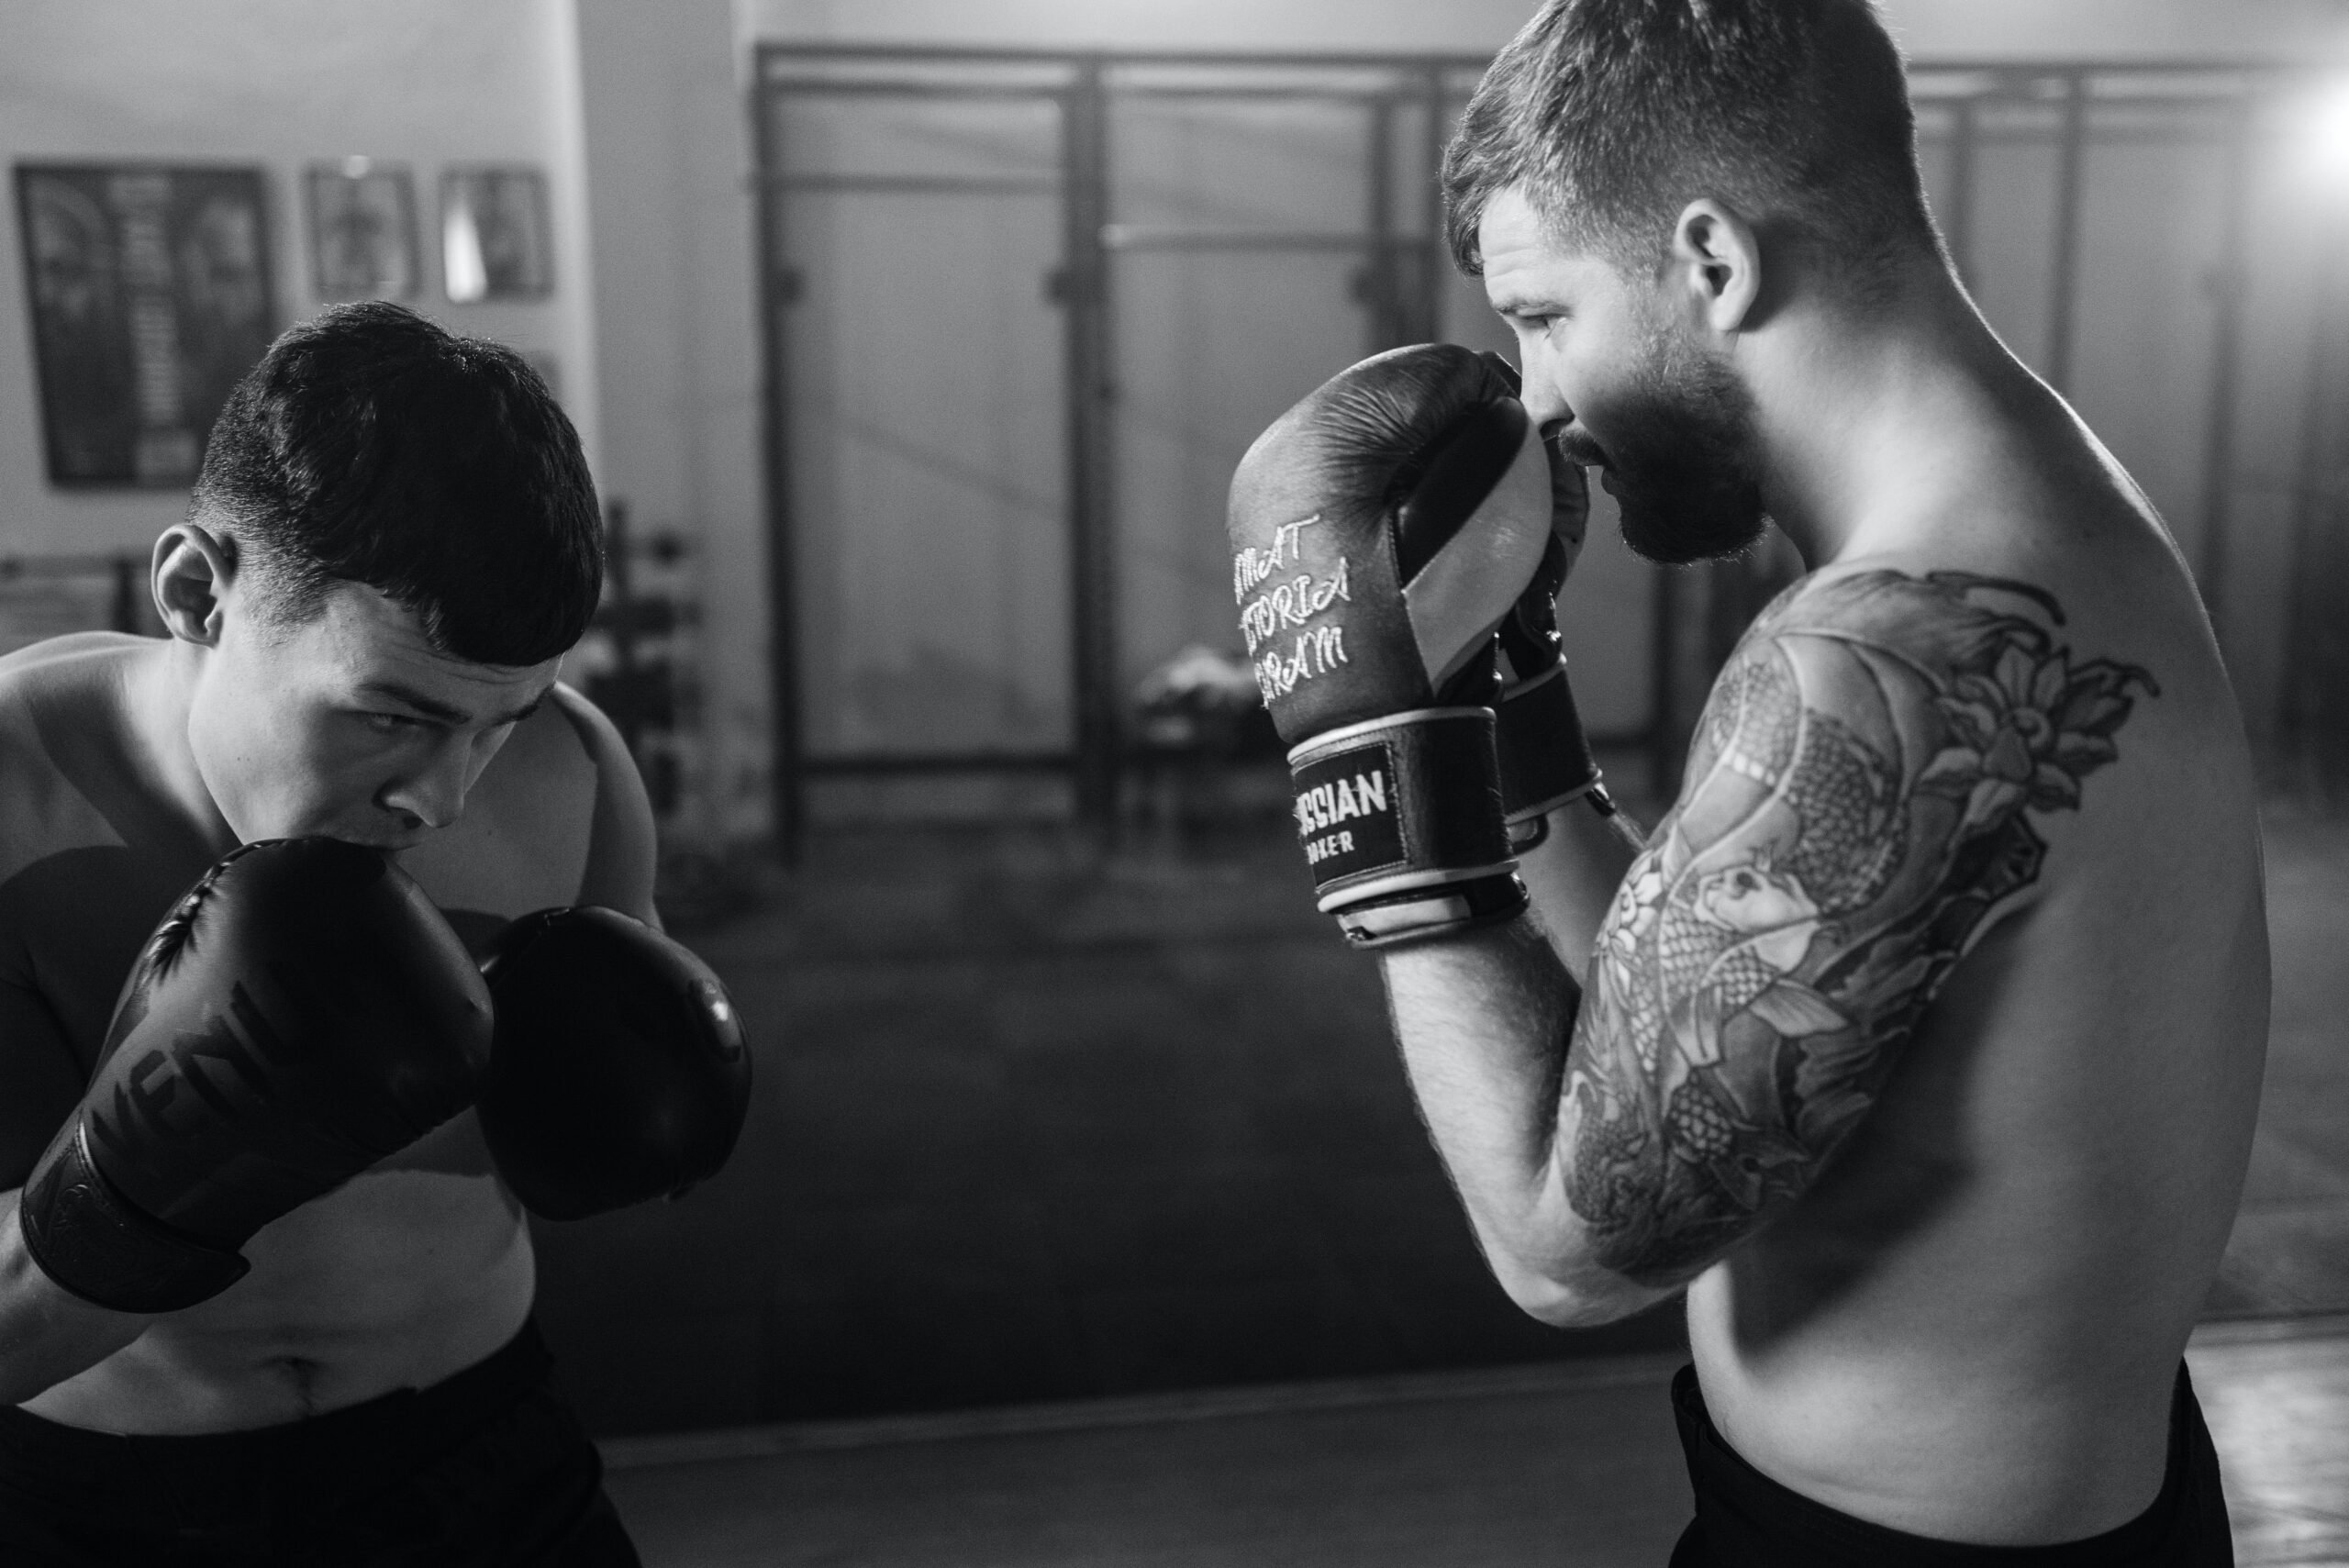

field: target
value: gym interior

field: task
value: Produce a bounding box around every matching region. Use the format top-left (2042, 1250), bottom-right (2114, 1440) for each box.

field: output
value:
top-left (5, 0), bottom-right (2348, 1562)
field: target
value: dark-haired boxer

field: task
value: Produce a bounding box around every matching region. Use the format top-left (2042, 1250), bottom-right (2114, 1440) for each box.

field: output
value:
top-left (0, 301), bottom-right (742, 1565)
top-left (1230, 1), bottom-right (2263, 1561)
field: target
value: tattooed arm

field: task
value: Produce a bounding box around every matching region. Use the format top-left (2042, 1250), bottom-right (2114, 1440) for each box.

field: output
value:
top-left (1515, 776), bottom-right (1644, 988)
top-left (1385, 570), bottom-right (2155, 1323)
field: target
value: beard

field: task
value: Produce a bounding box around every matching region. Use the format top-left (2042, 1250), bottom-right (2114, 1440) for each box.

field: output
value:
top-left (1578, 323), bottom-right (1768, 567)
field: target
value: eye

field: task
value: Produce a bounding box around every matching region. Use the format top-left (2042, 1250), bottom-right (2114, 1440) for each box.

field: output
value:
top-left (357, 711), bottom-right (422, 735)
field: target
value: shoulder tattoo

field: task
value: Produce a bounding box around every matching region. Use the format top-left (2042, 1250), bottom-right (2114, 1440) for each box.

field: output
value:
top-left (1564, 571), bottom-right (2157, 1284)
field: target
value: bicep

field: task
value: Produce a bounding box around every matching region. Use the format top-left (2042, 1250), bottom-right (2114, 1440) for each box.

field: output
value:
top-left (1560, 572), bottom-right (2154, 1287)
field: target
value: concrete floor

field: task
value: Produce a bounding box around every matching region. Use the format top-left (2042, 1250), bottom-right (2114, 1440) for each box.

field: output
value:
top-left (533, 798), bottom-right (2349, 1437)
top-left (531, 806), bottom-right (1682, 1437)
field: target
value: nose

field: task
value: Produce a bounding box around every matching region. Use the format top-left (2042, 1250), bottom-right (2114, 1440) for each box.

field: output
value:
top-left (380, 738), bottom-right (473, 831)
top-left (1511, 346), bottom-right (1572, 434)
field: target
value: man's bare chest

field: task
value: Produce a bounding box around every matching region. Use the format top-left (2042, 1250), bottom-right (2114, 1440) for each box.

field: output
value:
top-left (0, 841), bottom-right (215, 1074)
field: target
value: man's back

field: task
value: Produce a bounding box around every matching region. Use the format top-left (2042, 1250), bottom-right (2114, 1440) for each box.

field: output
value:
top-left (1687, 395), bottom-right (2268, 1540)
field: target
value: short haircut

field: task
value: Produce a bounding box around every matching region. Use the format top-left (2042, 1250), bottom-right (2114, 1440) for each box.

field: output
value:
top-left (191, 300), bottom-right (602, 666)
top-left (1443, 0), bottom-right (1937, 289)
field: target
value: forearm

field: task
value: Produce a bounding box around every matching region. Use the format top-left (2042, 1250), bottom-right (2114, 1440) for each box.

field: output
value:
top-left (0, 1198), bottom-right (152, 1406)
top-left (1381, 920), bottom-right (1669, 1326)
top-left (1515, 796), bottom-right (1641, 984)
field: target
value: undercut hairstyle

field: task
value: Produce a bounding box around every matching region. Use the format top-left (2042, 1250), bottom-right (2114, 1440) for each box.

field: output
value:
top-left (191, 300), bottom-right (602, 667)
top-left (1443, 0), bottom-right (1938, 291)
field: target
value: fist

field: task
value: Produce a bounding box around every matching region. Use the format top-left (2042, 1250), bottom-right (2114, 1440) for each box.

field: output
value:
top-left (479, 907), bottom-right (751, 1221)
top-left (1545, 432), bottom-right (1590, 586)
top-left (1229, 345), bottom-right (1554, 939)
top-left (1228, 343), bottom-right (1555, 746)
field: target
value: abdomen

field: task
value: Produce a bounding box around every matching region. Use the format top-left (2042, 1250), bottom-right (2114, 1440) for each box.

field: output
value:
top-left (21, 1162), bottom-right (532, 1433)
top-left (1686, 873), bottom-right (2266, 1542)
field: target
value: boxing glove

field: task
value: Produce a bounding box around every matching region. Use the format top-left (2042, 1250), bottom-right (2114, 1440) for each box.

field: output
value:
top-left (1229, 343), bottom-right (1554, 947)
top-left (477, 907), bottom-right (750, 1222)
top-left (1494, 446), bottom-right (1615, 849)
top-left (19, 840), bottom-right (494, 1314)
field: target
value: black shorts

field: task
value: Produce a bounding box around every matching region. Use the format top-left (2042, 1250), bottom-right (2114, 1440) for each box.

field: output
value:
top-left (1669, 1362), bottom-right (2232, 1566)
top-left (0, 1318), bottom-right (640, 1568)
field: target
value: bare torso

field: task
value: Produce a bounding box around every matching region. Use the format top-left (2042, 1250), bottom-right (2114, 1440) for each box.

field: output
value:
top-left (1687, 431), bottom-right (2267, 1539)
top-left (0, 634), bottom-right (620, 1434)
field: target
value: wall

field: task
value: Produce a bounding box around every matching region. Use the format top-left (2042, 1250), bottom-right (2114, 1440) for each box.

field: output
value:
top-left (733, 0), bottom-right (2346, 761)
top-left (11, 1), bottom-right (2326, 843)
top-left (744, 0), bottom-right (2349, 58)
top-left (0, 0), bottom-right (599, 556)
top-left (575, 0), bottom-right (767, 844)
top-left (1883, 0), bottom-right (2346, 59)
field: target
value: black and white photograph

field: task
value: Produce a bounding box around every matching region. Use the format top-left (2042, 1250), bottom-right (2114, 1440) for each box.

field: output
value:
top-left (306, 159), bottom-right (420, 302)
top-left (0, 0), bottom-right (2346, 1564)
top-left (14, 162), bottom-right (274, 486)
top-left (441, 164), bottom-right (554, 303)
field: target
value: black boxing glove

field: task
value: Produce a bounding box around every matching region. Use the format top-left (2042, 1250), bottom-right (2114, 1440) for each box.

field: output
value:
top-left (1472, 353), bottom-right (1613, 851)
top-left (19, 840), bottom-right (494, 1314)
top-left (1494, 452), bottom-right (1616, 851)
top-left (1229, 343), bottom-right (1554, 948)
top-left (478, 907), bottom-right (750, 1222)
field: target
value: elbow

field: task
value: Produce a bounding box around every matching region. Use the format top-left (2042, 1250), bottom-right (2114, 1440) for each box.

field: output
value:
top-left (1485, 1252), bottom-right (1658, 1329)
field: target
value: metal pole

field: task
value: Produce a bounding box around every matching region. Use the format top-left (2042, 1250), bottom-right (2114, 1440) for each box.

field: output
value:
top-left (1419, 64), bottom-right (1449, 344)
top-left (2194, 96), bottom-right (2255, 633)
top-left (1365, 94), bottom-right (1397, 352)
top-left (2282, 200), bottom-right (2346, 779)
top-left (2044, 72), bottom-right (2089, 395)
top-left (1062, 60), bottom-right (1119, 831)
top-left (750, 51), bottom-right (807, 862)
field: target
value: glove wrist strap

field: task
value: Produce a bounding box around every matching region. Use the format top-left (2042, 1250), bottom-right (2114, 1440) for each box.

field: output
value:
top-left (1496, 664), bottom-right (1602, 825)
top-left (18, 1121), bottom-right (249, 1315)
top-left (1287, 708), bottom-right (1523, 939)
top-left (1336, 873), bottom-right (1529, 950)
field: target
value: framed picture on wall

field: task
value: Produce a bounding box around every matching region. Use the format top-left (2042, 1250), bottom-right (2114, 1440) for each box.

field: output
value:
top-left (13, 163), bottom-right (277, 487)
top-left (306, 159), bottom-right (418, 300)
top-left (440, 166), bottom-right (552, 302)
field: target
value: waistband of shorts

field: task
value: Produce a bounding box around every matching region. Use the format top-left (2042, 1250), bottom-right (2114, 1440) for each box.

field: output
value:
top-left (0, 1316), bottom-right (553, 1473)
top-left (1671, 1361), bottom-right (2201, 1564)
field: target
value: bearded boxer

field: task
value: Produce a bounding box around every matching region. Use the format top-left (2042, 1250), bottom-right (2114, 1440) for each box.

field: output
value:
top-left (0, 301), bottom-right (746, 1564)
top-left (1230, 1), bottom-right (2263, 1560)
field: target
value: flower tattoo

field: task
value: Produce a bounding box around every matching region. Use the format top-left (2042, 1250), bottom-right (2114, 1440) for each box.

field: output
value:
top-left (1563, 571), bottom-right (2156, 1284)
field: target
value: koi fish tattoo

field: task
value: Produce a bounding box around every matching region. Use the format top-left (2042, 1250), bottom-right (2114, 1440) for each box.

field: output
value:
top-left (1564, 571), bottom-right (2156, 1284)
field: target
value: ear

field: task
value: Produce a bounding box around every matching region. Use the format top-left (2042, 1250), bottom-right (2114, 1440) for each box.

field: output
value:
top-left (1669, 200), bottom-right (1763, 338)
top-left (151, 524), bottom-right (237, 647)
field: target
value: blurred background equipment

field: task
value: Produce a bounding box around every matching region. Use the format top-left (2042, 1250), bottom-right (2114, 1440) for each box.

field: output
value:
top-left (754, 49), bottom-right (2332, 851)
top-left (1127, 644), bottom-right (1283, 829)
top-left (0, 552), bottom-right (164, 653)
top-left (573, 502), bottom-right (700, 817)
top-left (755, 49), bottom-right (1660, 842)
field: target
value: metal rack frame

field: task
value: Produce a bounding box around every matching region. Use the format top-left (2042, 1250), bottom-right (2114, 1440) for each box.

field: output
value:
top-left (751, 45), bottom-right (2312, 853)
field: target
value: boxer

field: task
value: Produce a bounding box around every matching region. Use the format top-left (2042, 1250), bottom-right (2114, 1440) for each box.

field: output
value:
top-left (1230, 2), bottom-right (2263, 1560)
top-left (0, 301), bottom-right (746, 1564)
